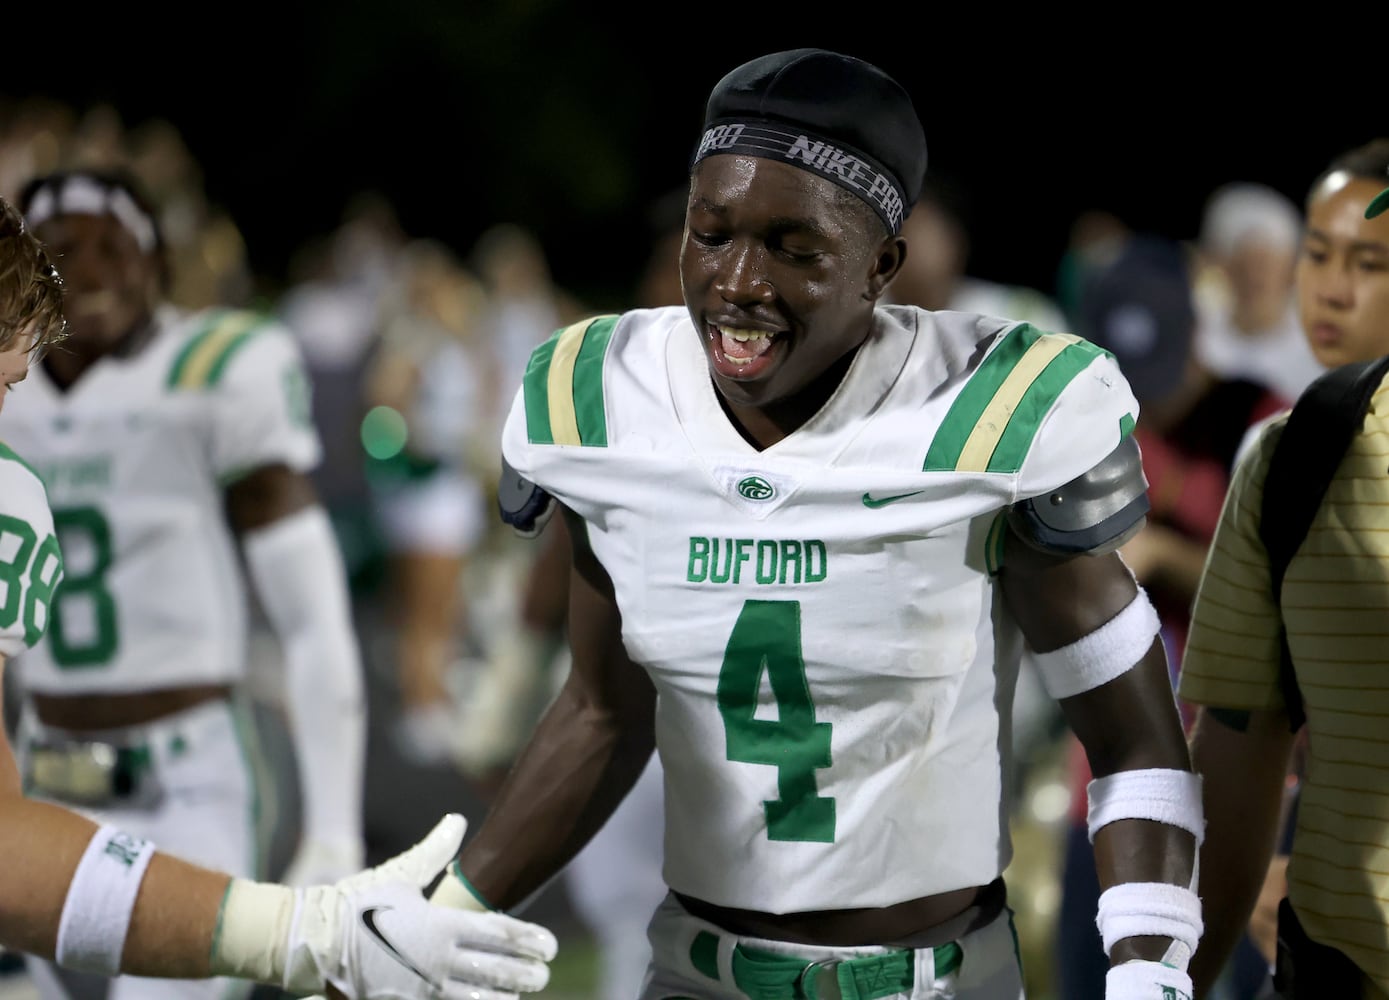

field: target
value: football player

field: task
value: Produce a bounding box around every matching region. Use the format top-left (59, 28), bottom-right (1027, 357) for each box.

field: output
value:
top-left (0, 193), bottom-right (557, 1000)
top-left (433, 49), bottom-right (1203, 1000)
top-left (4, 166), bottom-right (365, 999)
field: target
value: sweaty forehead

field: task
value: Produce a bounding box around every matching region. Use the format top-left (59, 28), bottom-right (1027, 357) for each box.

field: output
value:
top-left (690, 155), bottom-right (858, 232)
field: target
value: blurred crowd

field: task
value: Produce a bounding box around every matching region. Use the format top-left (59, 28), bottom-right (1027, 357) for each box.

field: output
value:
top-left (0, 95), bottom-right (1343, 1000)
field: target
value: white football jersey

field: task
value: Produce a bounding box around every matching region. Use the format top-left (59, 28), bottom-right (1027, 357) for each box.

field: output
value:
top-left (503, 304), bottom-right (1139, 912)
top-left (3, 305), bottom-right (320, 694)
top-left (0, 444), bottom-right (63, 659)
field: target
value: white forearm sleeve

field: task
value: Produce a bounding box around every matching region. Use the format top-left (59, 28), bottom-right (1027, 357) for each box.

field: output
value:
top-left (243, 506), bottom-right (366, 844)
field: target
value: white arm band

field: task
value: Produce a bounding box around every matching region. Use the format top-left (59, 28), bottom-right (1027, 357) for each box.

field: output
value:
top-left (1087, 768), bottom-right (1206, 972)
top-left (1087, 767), bottom-right (1205, 844)
top-left (1030, 587), bottom-right (1161, 700)
top-left (55, 825), bottom-right (156, 975)
top-left (1095, 881), bottom-right (1203, 958)
top-left (243, 506), bottom-right (365, 845)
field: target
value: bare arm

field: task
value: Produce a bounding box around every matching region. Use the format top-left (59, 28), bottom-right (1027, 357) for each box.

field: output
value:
top-left (0, 656), bottom-right (229, 976)
top-left (459, 506), bottom-right (657, 907)
top-left (1000, 534), bottom-right (1195, 966)
top-left (1186, 706), bottom-right (1295, 997)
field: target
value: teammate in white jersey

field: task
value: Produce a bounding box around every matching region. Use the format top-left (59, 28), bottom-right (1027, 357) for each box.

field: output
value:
top-left (0, 194), bottom-right (557, 999)
top-left (428, 50), bottom-right (1205, 1000)
top-left (3, 166), bottom-right (356, 999)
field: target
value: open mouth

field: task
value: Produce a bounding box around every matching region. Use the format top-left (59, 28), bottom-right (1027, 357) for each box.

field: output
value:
top-left (709, 323), bottom-right (783, 379)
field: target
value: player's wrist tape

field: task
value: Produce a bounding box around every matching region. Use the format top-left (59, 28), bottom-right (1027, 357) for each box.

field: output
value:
top-left (1095, 882), bottom-right (1203, 961)
top-left (430, 862), bottom-right (495, 912)
top-left (1104, 958), bottom-right (1193, 999)
top-left (1087, 768), bottom-right (1205, 844)
top-left (55, 825), bottom-right (156, 975)
top-left (210, 878), bottom-right (345, 993)
top-left (1031, 588), bottom-right (1160, 699)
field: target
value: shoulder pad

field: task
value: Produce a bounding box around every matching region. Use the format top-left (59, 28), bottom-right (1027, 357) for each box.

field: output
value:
top-left (1007, 435), bottom-right (1150, 555)
top-left (497, 456), bottom-right (555, 539)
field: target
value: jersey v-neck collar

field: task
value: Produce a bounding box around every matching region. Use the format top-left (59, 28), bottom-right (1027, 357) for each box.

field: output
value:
top-left (664, 309), bottom-right (919, 465)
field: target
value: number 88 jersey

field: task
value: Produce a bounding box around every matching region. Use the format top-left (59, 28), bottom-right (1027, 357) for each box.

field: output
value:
top-left (2, 305), bottom-right (320, 693)
top-left (503, 304), bottom-right (1139, 913)
top-left (0, 443), bottom-right (63, 659)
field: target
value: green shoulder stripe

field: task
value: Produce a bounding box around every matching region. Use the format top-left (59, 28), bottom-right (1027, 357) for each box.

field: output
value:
top-left (167, 309), bottom-right (271, 389)
top-left (0, 440), bottom-right (43, 485)
top-left (923, 323), bottom-right (1110, 474)
top-left (522, 314), bottom-right (619, 446)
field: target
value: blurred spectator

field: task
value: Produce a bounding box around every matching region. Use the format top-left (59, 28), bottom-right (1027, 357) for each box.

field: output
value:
top-left (1193, 182), bottom-right (1325, 403)
top-left (126, 117), bottom-right (254, 310)
top-left (277, 195), bottom-right (408, 594)
top-left (1054, 208), bottom-right (1132, 328)
top-left (889, 171), bottom-right (1069, 331)
top-left (363, 239), bottom-right (494, 766)
top-left (0, 97), bottom-right (76, 204)
top-left (469, 222), bottom-right (588, 484)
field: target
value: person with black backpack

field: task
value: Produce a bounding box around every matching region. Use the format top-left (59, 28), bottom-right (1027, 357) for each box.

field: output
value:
top-left (1180, 139), bottom-right (1389, 999)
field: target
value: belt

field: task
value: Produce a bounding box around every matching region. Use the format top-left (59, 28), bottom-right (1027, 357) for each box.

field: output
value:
top-left (690, 930), bottom-right (962, 1000)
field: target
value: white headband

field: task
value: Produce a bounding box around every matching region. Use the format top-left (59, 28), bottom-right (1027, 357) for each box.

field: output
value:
top-left (25, 177), bottom-right (158, 253)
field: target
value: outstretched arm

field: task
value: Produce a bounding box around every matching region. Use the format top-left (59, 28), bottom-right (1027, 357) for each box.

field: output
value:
top-left (451, 505), bottom-right (658, 909)
top-left (0, 664), bottom-right (228, 972)
top-left (0, 660), bottom-right (555, 1000)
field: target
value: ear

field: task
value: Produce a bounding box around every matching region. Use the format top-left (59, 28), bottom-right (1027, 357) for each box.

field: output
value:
top-left (863, 235), bottom-right (908, 302)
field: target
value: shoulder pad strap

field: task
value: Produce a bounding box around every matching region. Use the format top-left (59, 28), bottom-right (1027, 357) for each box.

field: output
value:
top-left (497, 456), bottom-right (555, 539)
top-left (1007, 434), bottom-right (1150, 555)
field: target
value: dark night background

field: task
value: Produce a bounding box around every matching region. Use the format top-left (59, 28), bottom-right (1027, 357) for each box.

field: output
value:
top-left (1, 6), bottom-right (1379, 310)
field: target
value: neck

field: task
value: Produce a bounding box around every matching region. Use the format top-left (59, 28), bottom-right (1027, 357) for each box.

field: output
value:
top-left (721, 347), bottom-right (859, 451)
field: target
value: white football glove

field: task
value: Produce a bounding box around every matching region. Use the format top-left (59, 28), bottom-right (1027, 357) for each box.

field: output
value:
top-left (212, 813), bottom-right (557, 1000)
top-left (1105, 959), bottom-right (1193, 1000)
top-left (282, 835), bottom-right (368, 887)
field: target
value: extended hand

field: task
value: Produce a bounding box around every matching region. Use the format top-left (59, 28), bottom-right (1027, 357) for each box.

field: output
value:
top-left (289, 814), bottom-right (557, 999)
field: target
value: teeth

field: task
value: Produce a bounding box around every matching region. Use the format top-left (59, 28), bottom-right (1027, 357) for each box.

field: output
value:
top-left (718, 325), bottom-right (771, 342)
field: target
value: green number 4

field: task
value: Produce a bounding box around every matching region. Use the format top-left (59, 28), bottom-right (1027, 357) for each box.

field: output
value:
top-left (0, 514), bottom-right (63, 648)
top-left (716, 599), bottom-right (835, 843)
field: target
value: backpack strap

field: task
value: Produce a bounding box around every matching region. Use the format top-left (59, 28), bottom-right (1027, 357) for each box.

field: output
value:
top-left (1258, 354), bottom-right (1389, 730)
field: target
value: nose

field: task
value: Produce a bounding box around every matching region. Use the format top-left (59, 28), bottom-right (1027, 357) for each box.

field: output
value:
top-left (715, 241), bottom-right (775, 305)
top-left (1315, 260), bottom-right (1354, 310)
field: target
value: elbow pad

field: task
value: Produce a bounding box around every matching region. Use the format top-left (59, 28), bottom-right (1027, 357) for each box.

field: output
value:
top-left (497, 456), bottom-right (554, 539)
top-left (1008, 435), bottom-right (1150, 555)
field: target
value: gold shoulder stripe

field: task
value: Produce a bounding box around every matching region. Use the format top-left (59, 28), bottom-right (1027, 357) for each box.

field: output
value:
top-left (954, 334), bottom-right (1080, 472)
top-left (545, 319), bottom-right (594, 446)
top-left (172, 312), bottom-right (262, 389)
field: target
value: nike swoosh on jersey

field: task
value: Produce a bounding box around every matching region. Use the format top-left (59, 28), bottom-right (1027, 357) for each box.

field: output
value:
top-left (861, 490), bottom-right (926, 508)
top-left (360, 905), bottom-right (441, 989)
